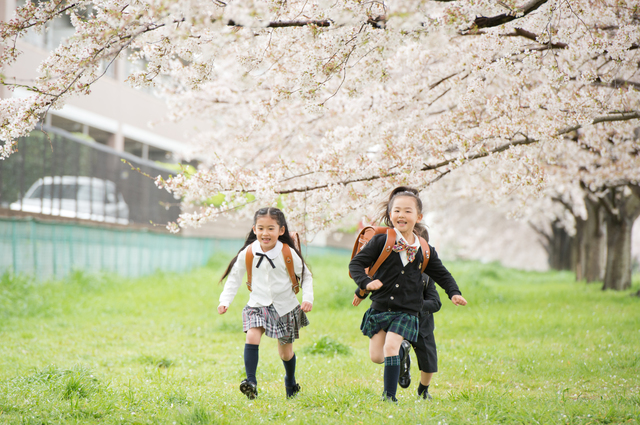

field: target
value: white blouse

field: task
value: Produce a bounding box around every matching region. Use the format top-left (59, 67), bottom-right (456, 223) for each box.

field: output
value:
top-left (219, 240), bottom-right (314, 316)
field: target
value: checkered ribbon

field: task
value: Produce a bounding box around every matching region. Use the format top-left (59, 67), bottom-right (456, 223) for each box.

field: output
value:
top-left (392, 239), bottom-right (417, 262)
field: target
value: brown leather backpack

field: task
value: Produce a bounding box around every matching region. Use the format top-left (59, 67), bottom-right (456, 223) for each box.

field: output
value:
top-left (350, 226), bottom-right (430, 297)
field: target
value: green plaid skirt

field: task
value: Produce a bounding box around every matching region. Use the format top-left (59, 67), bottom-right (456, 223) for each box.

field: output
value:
top-left (360, 307), bottom-right (419, 342)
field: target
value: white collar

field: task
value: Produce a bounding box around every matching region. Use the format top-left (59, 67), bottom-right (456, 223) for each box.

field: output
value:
top-left (251, 240), bottom-right (283, 259)
top-left (394, 228), bottom-right (420, 247)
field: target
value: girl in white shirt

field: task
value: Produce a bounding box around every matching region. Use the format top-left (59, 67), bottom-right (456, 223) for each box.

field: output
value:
top-left (218, 207), bottom-right (313, 400)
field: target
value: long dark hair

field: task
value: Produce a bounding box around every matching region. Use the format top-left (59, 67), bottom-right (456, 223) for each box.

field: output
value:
top-left (375, 186), bottom-right (429, 242)
top-left (219, 207), bottom-right (306, 283)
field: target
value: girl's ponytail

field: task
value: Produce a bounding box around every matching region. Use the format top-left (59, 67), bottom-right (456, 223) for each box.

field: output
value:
top-left (219, 228), bottom-right (257, 283)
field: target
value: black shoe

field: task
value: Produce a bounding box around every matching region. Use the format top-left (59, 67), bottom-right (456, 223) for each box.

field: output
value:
top-left (398, 340), bottom-right (412, 389)
top-left (240, 379), bottom-right (258, 400)
top-left (382, 392), bottom-right (398, 403)
top-left (286, 382), bottom-right (301, 398)
top-left (418, 388), bottom-right (433, 400)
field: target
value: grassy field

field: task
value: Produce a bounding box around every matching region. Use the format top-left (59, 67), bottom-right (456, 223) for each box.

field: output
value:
top-left (0, 255), bottom-right (639, 424)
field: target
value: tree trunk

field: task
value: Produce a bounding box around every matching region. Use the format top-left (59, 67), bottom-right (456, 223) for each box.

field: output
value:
top-left (547, 220), bottom-right (575, 271)
top-left (575, 195), bottom-right (605, 282)
top-left (602, 186), bottom-right (640, 291)
top-left (583, 197), bottom-right (606, 282)
top-left (603, 214), bottom-right (634, 290)
top-left (574, 214), bottom-right (586, 280)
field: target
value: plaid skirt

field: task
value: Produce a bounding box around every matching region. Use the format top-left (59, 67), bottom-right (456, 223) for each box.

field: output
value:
top-left (360, 307), bottom-right (419, 342)
top-left (242, 304), bottom-right (309, 344)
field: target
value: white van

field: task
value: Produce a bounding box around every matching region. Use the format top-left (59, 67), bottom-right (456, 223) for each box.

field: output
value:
top-left (10, 176), bottom-right (129, 224)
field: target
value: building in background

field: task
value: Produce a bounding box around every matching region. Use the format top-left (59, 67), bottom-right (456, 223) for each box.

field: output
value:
top-left (0, 1), bottom-right (210, 230)
top-left (0, 0), bottom-right (200, 163)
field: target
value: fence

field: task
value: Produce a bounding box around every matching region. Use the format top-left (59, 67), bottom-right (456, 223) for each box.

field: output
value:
top-left (0, 127), bottom-right (353, 281)
top-left (0, 216), bottom-right (244, 281)
top-left (0, 125), bottom-right (180, 226)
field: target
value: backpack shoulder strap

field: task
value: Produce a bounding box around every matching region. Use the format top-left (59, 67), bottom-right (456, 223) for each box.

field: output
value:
top-left (245, 245), bottom-right (254, 292)
top-left (282, 243), bottom-right (301, 294)
top-left (367, 228), bottom-right (396, 278)
top-left (418, 236), bottom-right (430, 273)
top-left (290, 232), bottom-right (301, 252)
top-left (351, 226), bottom-right (373, 260)
top-left (349, 226), bottom-right (374, 279)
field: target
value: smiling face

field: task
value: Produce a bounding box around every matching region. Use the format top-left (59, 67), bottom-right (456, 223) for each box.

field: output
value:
top-left (389, 195), bottom-right (423, 242)
top-left (253, 215), bottom-right (286, 252)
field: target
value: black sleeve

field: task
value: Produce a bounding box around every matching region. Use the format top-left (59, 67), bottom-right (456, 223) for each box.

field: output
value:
top-left (425, 245), bottom-right (462, 300)
top-left (421, 274), bottom-right (442, 314)
top-left (348, 234), bottom-right (386, 291)
top-left (354, 286), bottom-right (369, 299)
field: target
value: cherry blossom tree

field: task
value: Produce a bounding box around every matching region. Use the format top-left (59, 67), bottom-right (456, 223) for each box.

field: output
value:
top-left (448, 119), bottom-right (640, 290)
top-left (1, 0), bottom-right (639, 286)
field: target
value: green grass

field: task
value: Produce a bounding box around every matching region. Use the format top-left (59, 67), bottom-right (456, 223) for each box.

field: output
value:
top-left (0, 256), bottom-right (639, 424)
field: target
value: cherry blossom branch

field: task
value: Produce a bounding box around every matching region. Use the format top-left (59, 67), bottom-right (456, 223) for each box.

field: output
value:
top-left (551, 195), bottom-right (577, 216)
top-left (0, 1), bottom-right (83, 67)
top-left (468, 0), bottom-right (549, 31)
top-left (422, 135), bottom-right (538, 172)
top-left (592, 78), bottom-right (640, 90)
top-left (0, 0), bottom-right (80, 33)
top-left (224, 0), bottom-right (550, 33)
top-left (226, 19), bottom-right (331, 28)
top-left (598, 189), bottom-right (621, 218)
top-left (503, 28), bottom-right (568, 49)
top-left (558, 111), bottom-right (640, 135)
top-left (528, 222), bottom-right (553, 245)
top-left (225, 16), bottom-right (386, 29)
top-left (320, 46), bottom-right (356, 106)
top-left (572, 138), bottom-right (602, 157)
top-left (270, 111), bottom-right (640, 195)
top-left (269, 138), bottom-right (536, 196)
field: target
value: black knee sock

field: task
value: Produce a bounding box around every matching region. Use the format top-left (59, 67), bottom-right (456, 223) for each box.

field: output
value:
top-left (244, 344), bottom-right (259, 384)
top-left (282, 354), bottom-right (297, 387)
top-left (398, 343), bottom-right (405, 360)
top-left (418, 383), bottom-right (429, 396)
top-left (383, 355), bottom-right (401, 399)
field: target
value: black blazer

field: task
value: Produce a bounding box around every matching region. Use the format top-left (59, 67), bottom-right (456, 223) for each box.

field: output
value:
top-left (349, 233), bottom-right (461, 316)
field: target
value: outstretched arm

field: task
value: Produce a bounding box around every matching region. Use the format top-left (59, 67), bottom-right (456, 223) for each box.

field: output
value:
top-left (451, 294), bottom-right (467, 306)
top-left (218, 248), bottom-right (248, 312)
top-left (425, 246), bottom-right (467, 306)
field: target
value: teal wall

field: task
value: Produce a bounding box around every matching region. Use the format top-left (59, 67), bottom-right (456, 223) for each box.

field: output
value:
top-left (0, 216), bottom-right (350, 281)
top-left (0, 217), bottom-right (244, 280)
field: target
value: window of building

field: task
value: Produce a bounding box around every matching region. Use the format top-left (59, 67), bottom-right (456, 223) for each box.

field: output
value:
top-left (49, 115), bottom-right (112, 145)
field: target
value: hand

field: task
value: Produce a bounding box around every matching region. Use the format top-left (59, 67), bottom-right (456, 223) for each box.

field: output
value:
top-left (217, 305), bottom-right (228, 314)
top-left (301, 301), bottom-right (313, 312)
top-left (451, 295), bottom-right (467, 306)
top-left (352, 294), bottom-right (362, 306)
top-left (366, 280), bottom-right (383, 291)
